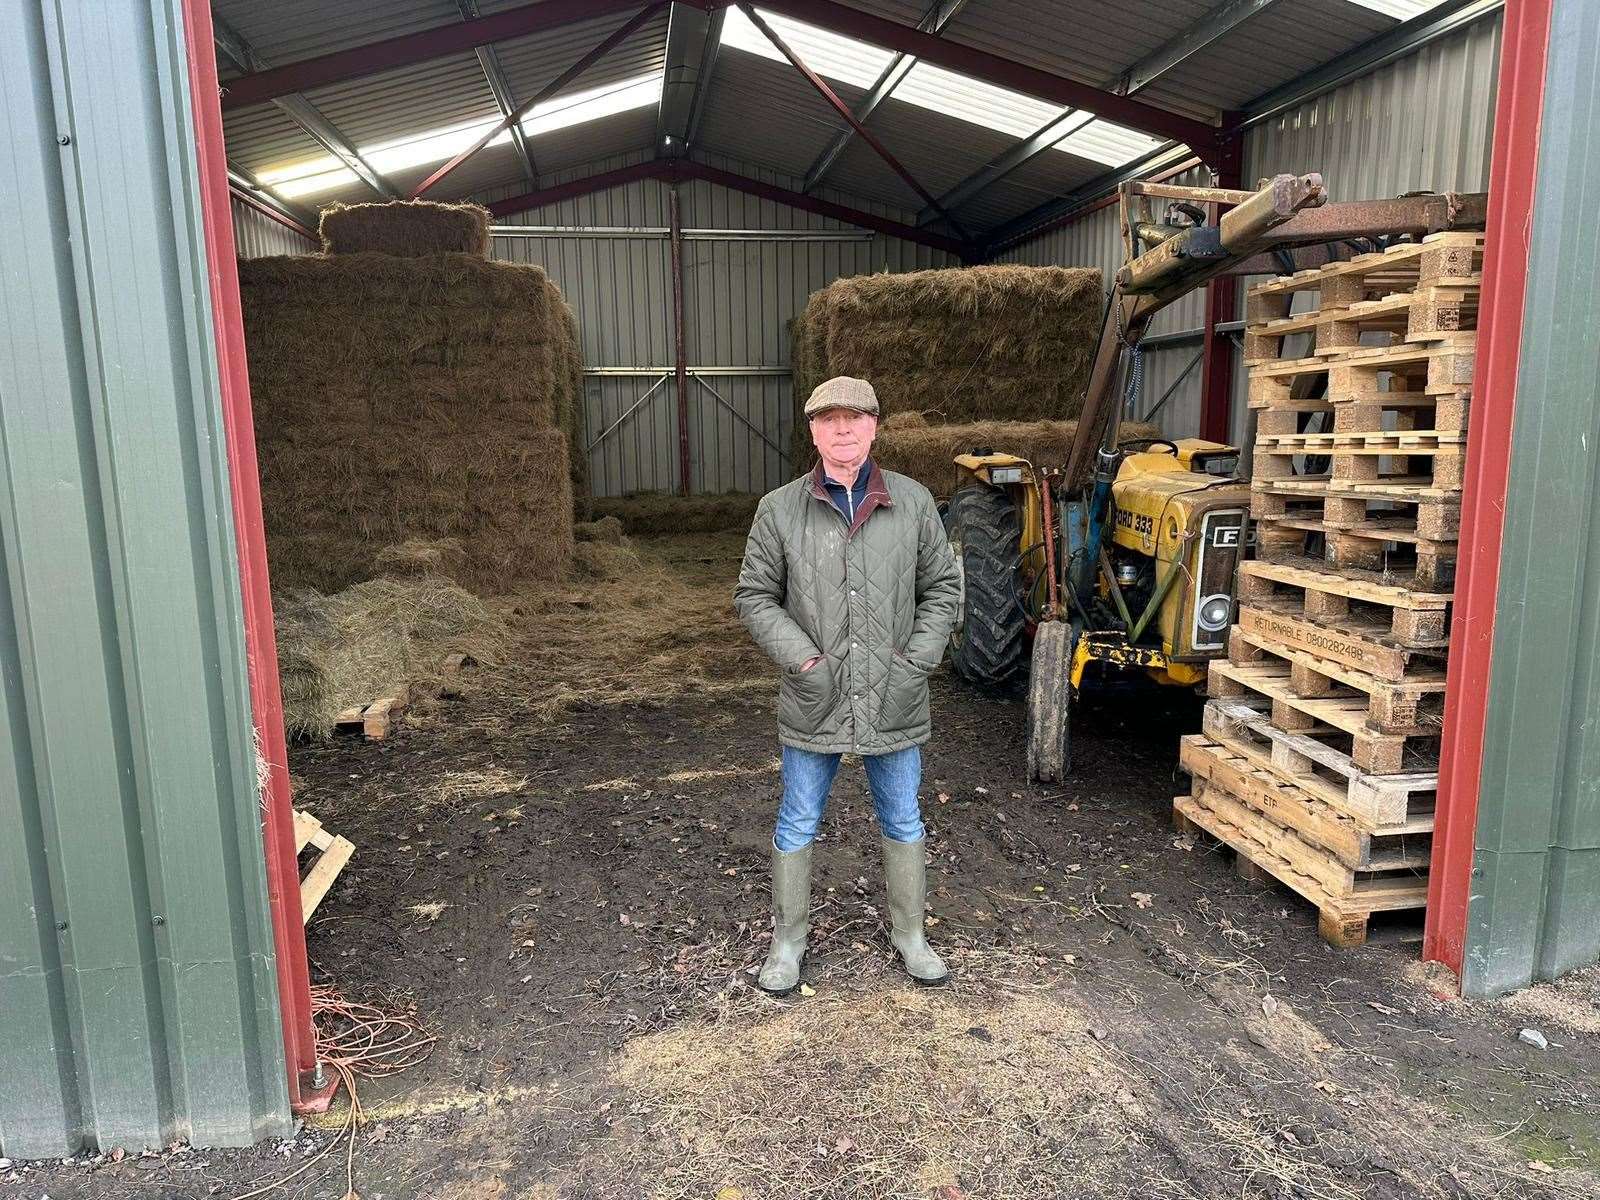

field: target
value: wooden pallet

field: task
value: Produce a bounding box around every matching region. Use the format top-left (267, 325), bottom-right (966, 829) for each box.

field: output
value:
top-left (294, 809), bottom-right (355, 925)
top-left (333, 686), bottom-right (410, 741)
top-left (1246, 281), bottom-right (1479, 363)
top-left (1252, 476), bottom-right (1460, 540)
top-left (1228, 624), bottom-right (1446, 728)
top-left (1249, 341), bottom-right (1476, 414)
top-left (1239, 556), bottom-right (1450, 640)
top-left (1253, 429), bottom-right (1467, 492)
top-left (1247, 234), bottom-right (1484, 313)
top-left (1252, 385), bottom-right (1471, 444)
top-left (1236, 556), bottom-right (1451, 683)
top-left (1174, 782), bottom-right (1429, 948)
top-left (1179, 736), bottom-right (1431, 871)
top-left (1202, 700), bottom-right (1436, 830)
top-left (1208, 628), bottom-right (1443, 774)
top-left (1236, 604), bottom-right (1446, 685)
top-left (1251, 511), bottom-right (1458, 591)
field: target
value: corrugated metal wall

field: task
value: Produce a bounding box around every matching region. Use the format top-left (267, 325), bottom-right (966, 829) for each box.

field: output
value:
top-left (1241, 11), bottom-right (1501, 201)
top-left (231, 195), bottom-right (316, 257)
top-left (1466, 0), bottom-right (1600, 998)
top-left (999, 8), bottom-right (1503, 450)
top-left (477, 151), bottom-right (957, 496)
top-left (0, 0), bottom-right (289, 1157)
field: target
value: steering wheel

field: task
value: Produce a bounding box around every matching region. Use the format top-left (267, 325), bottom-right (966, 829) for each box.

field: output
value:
top-left (1123, 437), bottom-right (1181, 456)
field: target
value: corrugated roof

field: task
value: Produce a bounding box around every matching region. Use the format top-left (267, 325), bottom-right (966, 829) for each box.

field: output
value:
top-left (214, 0), bottom-right (1463, 236)
top-left (213, 0), bottom-right (459, 76)
top-left (1140, 0), bottom-right (1396, 114)
top-left (692, 50), bottom-right (856, 182)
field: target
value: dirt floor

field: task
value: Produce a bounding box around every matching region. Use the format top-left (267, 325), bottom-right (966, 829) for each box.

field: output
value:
top-left (17, 534), bottom-right (1600, 1200)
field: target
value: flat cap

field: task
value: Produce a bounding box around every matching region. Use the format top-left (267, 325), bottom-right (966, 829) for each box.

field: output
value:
top-left (804, 375), bottom-right (879, 418)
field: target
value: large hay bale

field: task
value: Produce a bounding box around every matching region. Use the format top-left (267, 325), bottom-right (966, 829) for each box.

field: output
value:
top-left (873, 415), bottom-right (1163, 497)
top-left (319, 200), bottom-right (491, 258)
top-left (274, 576), bottom-right (509, 739)
top-left (240, 253), bottom-right (581, 593)
top-left (790, 264), bottom-right (1104, 470)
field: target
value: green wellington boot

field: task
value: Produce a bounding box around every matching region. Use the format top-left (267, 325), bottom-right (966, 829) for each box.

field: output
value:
top-left (882, 836), bottom-right (949, 986)
top-left (758, 842), bottom-right (811, 994)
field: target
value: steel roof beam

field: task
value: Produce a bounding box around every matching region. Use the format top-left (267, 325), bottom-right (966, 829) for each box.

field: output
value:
top-left (487, 157), bottom-right (973, 258)
top-left (657, 3), bottom-right (726, 155)
top-left (799, 0), bottom-right (970, 194)
top-left (213, 16), bottom-right (399, 199)
top-left (737, 3), bottom-right (973, 244)
top-left (457, 0), bottom-right (538, 183)
top-left (486, 159), bottom-right (671, 217)
top-left (915, 108), bottom-right (1092, 226)
top-left (1116, 0), bottom-right (1283, 95)
top-left (918, 0), bottom-right (1283, 227)
top-left (1239, 0), bottom-right (1502, 130)
top-left (226, 159), bottom-right (319, 239)
top-left (411, 3), bottom-right (665, 199)
top-left (218, 0), bottom-right (647, 111)
top-left (746, 0), bottom-right (1221, 156)
top-left (678, 160), bottom-right (973, 257)
top-left (983, 145), bottom-right (1199, 254)
top-left (979, 0), bottom-right (1502, 252)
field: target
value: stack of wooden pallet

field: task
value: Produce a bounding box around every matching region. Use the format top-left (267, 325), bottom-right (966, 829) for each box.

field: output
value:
top-left (1176, 232), bottom-right (1483, 948)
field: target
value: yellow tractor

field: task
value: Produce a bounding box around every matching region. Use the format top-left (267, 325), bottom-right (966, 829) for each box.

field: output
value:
top-left (942, 174), bottom-right (1488, 780)
top-left (945, 436), bottom-right (1250, 779)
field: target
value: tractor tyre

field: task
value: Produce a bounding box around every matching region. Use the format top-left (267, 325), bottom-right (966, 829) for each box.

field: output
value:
top-left (945, 483), bottom-right (1026, 691)
top-left (1027, 621), bottom-right (1073, 782)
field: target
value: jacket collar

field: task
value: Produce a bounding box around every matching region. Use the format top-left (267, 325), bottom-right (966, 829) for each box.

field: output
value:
top-left (807, 459), bottom-right (892, 538)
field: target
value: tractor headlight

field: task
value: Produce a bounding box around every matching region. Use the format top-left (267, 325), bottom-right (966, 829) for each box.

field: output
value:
top-left (1197, 593), bottom-right (1233, 632)
top-left (989, 466), bottom-right (1023, 484)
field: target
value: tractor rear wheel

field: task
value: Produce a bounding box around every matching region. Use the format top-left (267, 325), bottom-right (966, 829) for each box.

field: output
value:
top-left (1027, 621), bottom-right (1073, 782)
top-left (945, 483), bottom-right (1026, 690)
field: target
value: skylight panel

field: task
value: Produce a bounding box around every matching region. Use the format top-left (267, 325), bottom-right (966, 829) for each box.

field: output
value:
top-left (720, 7), bottom-right (1171, 170)
top-left (1341, 0), bottom-right (1448, 18)
top-left (895, 61), bottom-right (1063, 139)
top-left (1055, 118), bottom-right (1166, 167)
top-left (259, 73), bottom-right (661, 200)
top-left (720, 6), bottom-right (895, 90)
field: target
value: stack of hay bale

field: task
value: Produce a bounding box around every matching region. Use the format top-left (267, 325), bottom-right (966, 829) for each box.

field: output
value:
top-left (240, 199), bottom-right (584, 595)
top-left (1176, 232), bottom-right (1485, 948)
top-left (790, 264), bottom-right (1159, 493)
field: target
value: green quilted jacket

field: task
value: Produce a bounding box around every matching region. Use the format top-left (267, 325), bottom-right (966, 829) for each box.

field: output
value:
top-left (734, 461), bottom-right (961, 754)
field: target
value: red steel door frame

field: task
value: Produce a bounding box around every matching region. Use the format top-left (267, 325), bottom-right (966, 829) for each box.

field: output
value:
top-left (181, 0), bottom-right (326, 1111)
top-left (1199, 126), bottom-right (1244, 445)
top-left (1424, 0), bottom-right (1552, 981)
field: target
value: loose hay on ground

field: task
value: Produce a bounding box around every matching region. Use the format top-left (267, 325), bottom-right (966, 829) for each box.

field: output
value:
top-left (589, 988), bottom-right (1145, 1200)
top-left (475, 533), bottom-right (769, 729)
top-left (275, 576), bottom-right (510, 739)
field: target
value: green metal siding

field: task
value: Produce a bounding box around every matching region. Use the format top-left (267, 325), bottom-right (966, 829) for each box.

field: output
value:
top-left (0, 0), bottom-right (289, 1157)
top-left (1467, 0), bottom-right (1600, 997)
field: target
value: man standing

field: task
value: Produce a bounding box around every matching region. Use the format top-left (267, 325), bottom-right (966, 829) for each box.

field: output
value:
top-left (734, 376), bottom-right (961, 995)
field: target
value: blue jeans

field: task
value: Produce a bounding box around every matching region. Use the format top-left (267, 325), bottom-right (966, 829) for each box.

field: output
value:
top-left (774, 745), bottom-right (924, 852)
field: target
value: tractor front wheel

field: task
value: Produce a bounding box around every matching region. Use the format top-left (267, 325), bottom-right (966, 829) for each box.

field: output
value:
top-left (1027, 621), bottom-right (1073, 782)
top-left (945, 484), bottom-right (1026, 691)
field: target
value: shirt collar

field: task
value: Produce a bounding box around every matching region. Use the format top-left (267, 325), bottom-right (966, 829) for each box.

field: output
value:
top-left (819, 459), bottom-right (873, 491)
